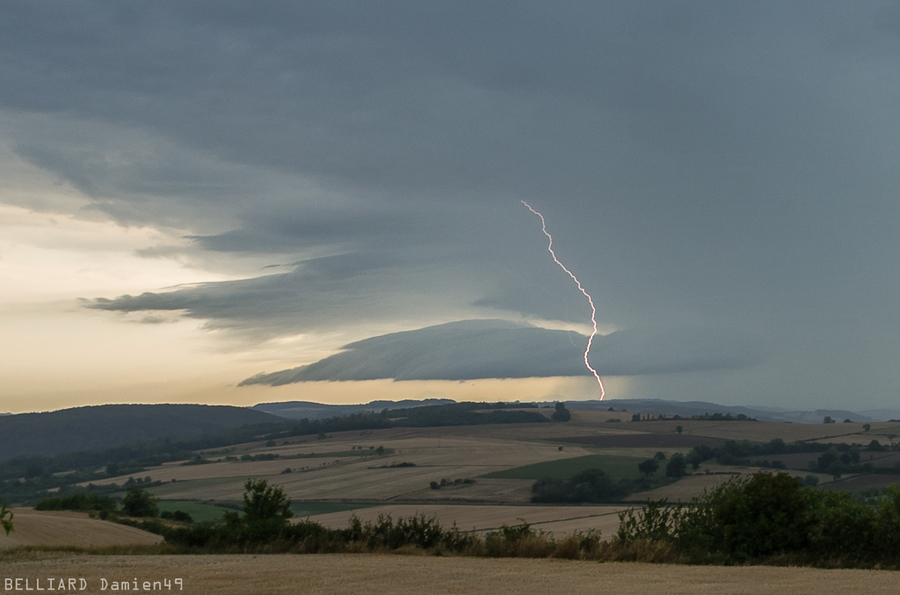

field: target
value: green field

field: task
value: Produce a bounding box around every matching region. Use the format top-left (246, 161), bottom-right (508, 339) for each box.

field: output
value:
top-left (483, 454), bottom-right (653, 482)
top-left (145, 476), bottom-right (239, 497)
top-left (157, 500), bottom-right (231, 523)
top-left (290, 501), bottom-right (378, 518)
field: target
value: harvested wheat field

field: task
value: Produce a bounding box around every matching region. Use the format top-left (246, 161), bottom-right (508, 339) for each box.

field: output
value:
top-left (2, 554), bottom-right (899, 595)
top-left (0, 509), bottom-right (163, 548)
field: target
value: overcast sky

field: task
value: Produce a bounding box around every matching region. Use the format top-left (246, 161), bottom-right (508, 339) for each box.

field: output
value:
top-left (2, 1), bottom-right (900, 413)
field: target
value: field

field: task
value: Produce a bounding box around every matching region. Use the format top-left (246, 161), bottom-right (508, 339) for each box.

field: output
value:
top-left (5, 406), bottom-right (900, 593)
top-left (484, 453), bottom-right (661, 481)
top-left (156, 501), bottom-right (231, 524)
top-left (7, 412), bottom-right (900, 595)
top-left (1, 508), bottom-right (163, 548)
top-left (65, 412), bottom-right (888, 534)
top-left (2, 554), bottom-right (899, 595)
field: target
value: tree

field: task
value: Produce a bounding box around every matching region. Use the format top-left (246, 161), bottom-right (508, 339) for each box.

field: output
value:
top-left (121, 488), bottom-right (159, 518)
top-left (823, 416), bottom-right (836, 424)
top-left (654, 451), bottom-right (667, 461)
top-left (638, 458), bottom-right (659, 477)
top-left (1, 503), bottom-right (13, 536)
top-left (551, 402), bottom-right (571, 422)
top-left (242, 478), bottom-right (293, 524)
top-left (863, 423), bottom-right (871, 432)
top-left (675, 425), bottom-right (683, 435)
top-left (867, 439), bottom-right (885, 452)
top-left (665, 453), bottom-right (687, 478)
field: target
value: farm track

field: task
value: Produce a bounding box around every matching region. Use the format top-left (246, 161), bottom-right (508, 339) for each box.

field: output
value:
top-left (2, 554), bottom-right (899, 595)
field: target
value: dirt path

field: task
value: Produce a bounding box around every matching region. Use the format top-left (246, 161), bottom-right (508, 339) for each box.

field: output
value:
top-left (2, 554), bottom-right (898, 595)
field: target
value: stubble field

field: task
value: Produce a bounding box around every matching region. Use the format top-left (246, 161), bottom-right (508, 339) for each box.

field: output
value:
top-left (71, 411), bottom-right (889, 535)
top-left (2, 554), bottom-right (899, 595)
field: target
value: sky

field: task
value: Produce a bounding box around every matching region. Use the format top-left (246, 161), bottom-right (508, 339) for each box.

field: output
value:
top-left (2, 1), bottom-right (900, 414)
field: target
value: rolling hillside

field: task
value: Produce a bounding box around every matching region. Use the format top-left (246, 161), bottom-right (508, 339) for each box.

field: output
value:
top-left (0, 404), bottom-right (282, 461)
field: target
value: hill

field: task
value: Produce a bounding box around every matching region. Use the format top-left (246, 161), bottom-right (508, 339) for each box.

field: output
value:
top-left (0, 404), bottom-right (282, 461)
top-left (562, 398), bottom-right (900, 423)
top-left (0, 508), bottom-right (163, 548)
top-left (252, 398), bottom-right (456, 420)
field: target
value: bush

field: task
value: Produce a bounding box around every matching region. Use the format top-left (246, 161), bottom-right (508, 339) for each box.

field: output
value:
top-left (665, 453), bottom-right (687, 478)
top-left (345, 513), bottom-right (474, 552)
top-left (531, 468), bottom-right (626, 503)
top-left (485, 520), bottom-right (553, 558)
top-left (551, 403), bottom-right (571, 422)
top-left (35, 493), bottom-right (117, 512)
top-left (615, 473), bottom-right (900, 566)
top-left (121, 488), bottom-right (159, 518)
top-left (159, 510), bottom-right (193, 523)
top-left (242, 478), bottom-right (293, 525)
top-left (638, 459), bottom-right (659, 476)
top-left (1, 503), bottom-right (12, 536)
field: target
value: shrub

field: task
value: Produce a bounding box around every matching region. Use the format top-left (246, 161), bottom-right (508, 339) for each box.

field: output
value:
top-left (159, 510), bottom-right (193, 523)
top-left (551, 403), bottom-right (571, 422)
top-left (344, 513), bottom-right (473, 553)
top-left (665, 453), bottom-right (687, 478)
top-left (638, 459), bottom-right (659, 476)
top-left (615, 473), bottom-right (900, 566)
top-left (1, 503), bottom-right (12, 536)
top-left (531, 468), bottom-right (626, 503)
top-left (242, 478), bottom-right (293, 525)
top-left (35, 493), bottom-right (117, 512)
top-left (121, 488), bottom-right (159, 518)
top-left (485, 520), bottom-right (554, 558)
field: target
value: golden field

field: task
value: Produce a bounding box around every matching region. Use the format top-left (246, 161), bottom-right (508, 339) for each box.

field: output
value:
top-left (1, 509), bottom-right (162, 548)
top-left (4, 410), bottom-right (900, 594)
top-left (2, 554), bottom-right (899, 595)
top-left (67, 412), bottom-right (892, 536)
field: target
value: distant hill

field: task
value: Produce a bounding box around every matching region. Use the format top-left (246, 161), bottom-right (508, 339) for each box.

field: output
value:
top-left (0, 404), bottom-right (282, 461)
top-left (253, 398), bottom-right (456, 420)
top-left (560, 398), bottom-right (900, 423)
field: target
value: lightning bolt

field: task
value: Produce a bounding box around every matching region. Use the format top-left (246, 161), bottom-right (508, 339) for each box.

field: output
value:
top-left (521, 200), bottom-right (606, 400)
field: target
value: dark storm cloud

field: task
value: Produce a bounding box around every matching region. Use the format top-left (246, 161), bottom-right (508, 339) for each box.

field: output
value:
top-left (238, 319), bottom-right (767, 385)
top-left (4, 2), bottom-right (900, 406)
top-left (87, 250), bottom-right (482, 337)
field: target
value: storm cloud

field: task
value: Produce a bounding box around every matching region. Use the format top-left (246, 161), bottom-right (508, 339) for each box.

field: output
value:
top-left (3, 2), bottom-right (900, 408)
top-left (239, 320), bottom-right (767, 385)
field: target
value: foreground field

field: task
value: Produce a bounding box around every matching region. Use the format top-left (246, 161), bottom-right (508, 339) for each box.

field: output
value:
top-left (2, 554), bottom-right (899, 595)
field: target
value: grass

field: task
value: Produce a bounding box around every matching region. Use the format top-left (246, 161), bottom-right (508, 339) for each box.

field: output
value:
top-left (290, 501), bottom-right (378, 518)
top-left (482, 454), bottom-right (651, 482)
top-left (144, 476), bottom-right (241, 498)
top-left (156, 500), bottom-right (231, 523)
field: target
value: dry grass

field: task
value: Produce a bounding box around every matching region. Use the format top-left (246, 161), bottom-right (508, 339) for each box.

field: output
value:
top-left (0, 509), bottom-right (163, 549)
top-left (2, 554), bottom-right (900, 595)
